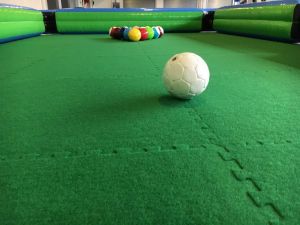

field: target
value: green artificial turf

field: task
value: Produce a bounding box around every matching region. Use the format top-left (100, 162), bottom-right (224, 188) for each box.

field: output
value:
top-left (0, 33), bottom-right (299, 225)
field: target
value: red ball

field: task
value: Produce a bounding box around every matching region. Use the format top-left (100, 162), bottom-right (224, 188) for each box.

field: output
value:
top-left (139, 27), bottom-right (148, 41)
top-left (109, 27), bottom-right (116, 37)
top-left (110, 27), bottom-right (122, 39)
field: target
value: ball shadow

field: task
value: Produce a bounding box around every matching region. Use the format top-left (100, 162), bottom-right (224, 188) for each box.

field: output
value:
top-left (159, 94), bottom-right (206, 108)
top-left (91, 37), bottom-right (119, 43)
top-left (158, 94), bottom-right (191, 108)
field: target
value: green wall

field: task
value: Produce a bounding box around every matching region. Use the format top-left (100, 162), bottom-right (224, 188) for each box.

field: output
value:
top-left (214, 4), bottom-right (297, 40)
top-left (56, 11), bottom-right (203, 33)
top-left (0, 7), bottom-right (45, 40)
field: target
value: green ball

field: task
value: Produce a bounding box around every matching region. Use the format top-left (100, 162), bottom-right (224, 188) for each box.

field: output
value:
top-left (146, 26), bottom-right (154, 39)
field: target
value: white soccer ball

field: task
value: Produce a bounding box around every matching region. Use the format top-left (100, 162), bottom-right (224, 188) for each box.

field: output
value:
top-left (163, 52), bottom-right (210, 99)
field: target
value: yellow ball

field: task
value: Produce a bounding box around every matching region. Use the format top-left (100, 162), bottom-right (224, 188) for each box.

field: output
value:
top-left (128, 28), bottom-right (141, 42)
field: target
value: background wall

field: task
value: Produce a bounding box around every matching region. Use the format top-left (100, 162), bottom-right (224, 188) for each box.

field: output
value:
top-left (206, 0), bottom-right (232, 8)
top-left (0, 0), bottom-right (47, 9)
top-left (1, 0), bottom-right (268, 10)
top-left (123, 0), bottom-right (155, 8)
top-left (93, 0), bottom-right (112, 8)
top-left (164, 0), bottom-right (197, 8)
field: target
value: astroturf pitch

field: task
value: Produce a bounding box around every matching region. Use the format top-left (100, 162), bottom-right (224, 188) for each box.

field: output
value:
top-left (0, 33), bottom-right (299, 225)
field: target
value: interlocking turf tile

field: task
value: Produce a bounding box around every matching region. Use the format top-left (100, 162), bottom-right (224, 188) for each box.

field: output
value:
top-left (1, 33), bottom-right (300, 225)
top-left (0, 147), bottom-right (267, 225)
top-left (185, 34), bottom-right (300, 146)
top-left (0, 36), bottom-right (213, 159)
top-left (216, 143), bottom-right (300, 225)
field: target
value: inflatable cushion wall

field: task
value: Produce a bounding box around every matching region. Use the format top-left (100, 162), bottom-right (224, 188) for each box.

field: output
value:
top-left (55, 9), bottom-right (204, 33)
top-left (0, 5), bottom-right (45, 43)
top-left (213, 4), bottom-right (299, 41)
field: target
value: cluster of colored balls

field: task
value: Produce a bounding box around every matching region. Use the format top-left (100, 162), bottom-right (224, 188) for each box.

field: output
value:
top-left (109, 26), bottom-right (164, 42)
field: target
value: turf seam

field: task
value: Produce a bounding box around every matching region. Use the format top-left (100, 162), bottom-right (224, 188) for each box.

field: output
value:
top-left (185, 102), bottom-right (285, 224)
top-left (0, 144), bottom-right (205, 163)
top-left (139, 41), bottom-right (162, 74)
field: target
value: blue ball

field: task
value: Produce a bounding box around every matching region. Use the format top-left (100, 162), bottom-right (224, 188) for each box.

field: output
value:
top-left (123, 27), bottom-right (131, 40)
top-left (153, 27), bottom-right (160, 39)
